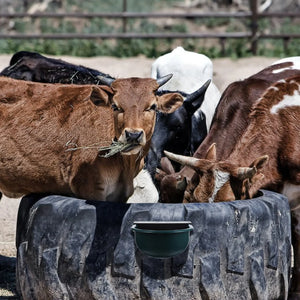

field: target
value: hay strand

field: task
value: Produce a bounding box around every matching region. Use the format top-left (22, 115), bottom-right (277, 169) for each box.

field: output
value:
top-left (98, 140), bottom-right (135, 157)
top-left (65, 139), bottom-right (135, 158)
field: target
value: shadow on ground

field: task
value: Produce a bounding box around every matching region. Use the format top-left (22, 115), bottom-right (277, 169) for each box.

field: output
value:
top-left (0, 255), bottom-right (19, 299)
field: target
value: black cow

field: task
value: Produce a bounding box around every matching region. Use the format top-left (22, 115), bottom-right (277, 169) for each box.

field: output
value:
top-left (0, 51), bottom-right (114, 84)
top-left (146, 80), bottom-right (210, 178)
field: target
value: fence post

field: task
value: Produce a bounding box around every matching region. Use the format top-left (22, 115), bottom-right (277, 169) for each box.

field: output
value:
top-left (23, 0), bottom-right (28, 11)
top-left (220, 37), bottom-right (226, 56)
top-left (283, 37), bottom-right (290, 53)
top-left (249, 0), bottom-right (258, 55)
top-left (122, 0), bottom-right (127, 33)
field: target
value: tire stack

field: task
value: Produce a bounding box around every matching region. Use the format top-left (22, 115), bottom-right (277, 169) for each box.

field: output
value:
top-left (16, 190), bottom-right (291, 300)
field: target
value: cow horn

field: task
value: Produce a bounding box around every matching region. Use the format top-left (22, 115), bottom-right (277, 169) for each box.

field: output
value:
top-left (164, 150), bottom-right (200, 167)
top-left (157, 74), bottom-right (173, 87)
top-left (97, 75), bottom-right (115, 86)
top-left (184, 79), bottom-right (211, 105)
top-left (237, 167), bottom-right (257, 180)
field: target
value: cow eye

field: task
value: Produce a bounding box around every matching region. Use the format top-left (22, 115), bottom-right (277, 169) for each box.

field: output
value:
top-left (111, 103), bottom-right (122, 112)
top-left (146, 104), bottom-right (157, 111)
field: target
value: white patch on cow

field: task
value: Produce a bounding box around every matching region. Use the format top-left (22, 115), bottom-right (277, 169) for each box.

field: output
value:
top-left (277, 79), bottom-right (287, 84)
top-left (208, 169), bottom-right (230, 203)
top-left (281, 182), bottom-right (300, 210)
top-left (272, 57), bottom-right (300, 73)
top-left (151, 46), bottom-right (214, 93)
top-left (269, 86), bottom-right (279, 92)
top-left (272, 66), bottom-right (295, 74)
top-left (151, 46), bottom-right (221, 131)
top-left (127, 169), bottom-right (158, 203)
top-left (270, 87), bottom-right (300, 114)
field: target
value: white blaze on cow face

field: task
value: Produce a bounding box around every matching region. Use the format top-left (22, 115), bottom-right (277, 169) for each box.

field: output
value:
top-left (207, 169), bottom-right (230, 203)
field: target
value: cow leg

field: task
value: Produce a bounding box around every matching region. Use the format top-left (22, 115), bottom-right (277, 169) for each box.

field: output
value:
top-left (289, 206), bottom-right (300, 299)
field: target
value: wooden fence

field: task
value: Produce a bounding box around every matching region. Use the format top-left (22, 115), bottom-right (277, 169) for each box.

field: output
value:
top-left (0, 0), bottom-right (299, 54)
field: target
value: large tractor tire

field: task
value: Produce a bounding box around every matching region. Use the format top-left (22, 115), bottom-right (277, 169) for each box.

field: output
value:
top-left (16, 190), bottom-right (291, 300)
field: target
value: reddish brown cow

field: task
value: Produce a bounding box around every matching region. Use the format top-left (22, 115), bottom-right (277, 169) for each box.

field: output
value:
top-left (158, 59), bottom-right (300, 203)
top-left (165, 75), bottom-right (300, 297)
top-left (0, 75), bottom-right (183, 202)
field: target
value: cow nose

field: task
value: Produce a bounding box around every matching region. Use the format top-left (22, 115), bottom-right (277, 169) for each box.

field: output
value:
top-left (125, 130), bottom-right (143, 144)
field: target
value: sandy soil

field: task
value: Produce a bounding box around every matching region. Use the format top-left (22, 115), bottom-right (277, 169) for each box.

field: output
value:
top-left (0, 54), bottom-right (280, 297)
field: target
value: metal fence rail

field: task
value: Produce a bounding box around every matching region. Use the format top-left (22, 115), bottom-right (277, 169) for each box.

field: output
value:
top-left (1, 0), bottom-right (299, 55)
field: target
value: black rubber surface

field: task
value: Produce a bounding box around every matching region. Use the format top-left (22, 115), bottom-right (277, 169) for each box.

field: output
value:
top-left (16, 190), bottom-right (291, 299)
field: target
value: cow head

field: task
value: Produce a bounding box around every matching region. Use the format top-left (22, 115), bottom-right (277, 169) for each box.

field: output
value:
top-left (95, 74), bottom-right (184, 155)
top-left (0, 51), bottom-right (42, 81)
top-left (0, 51), bottom-right (114, 85)
top-left (146, 79), bottom-right (211, 177)
top-left (164, 144), bottom-right (268, 203)
top-left (155, 157), bottom-right (187, 203)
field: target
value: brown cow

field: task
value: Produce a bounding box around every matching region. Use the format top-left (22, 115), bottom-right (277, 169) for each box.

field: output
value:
top-left (165, 75), bottom-right (300, 297)
top-left (0, 75), bottom-right (183, 202)
top-left (158, 59), bottom-right (300, 203)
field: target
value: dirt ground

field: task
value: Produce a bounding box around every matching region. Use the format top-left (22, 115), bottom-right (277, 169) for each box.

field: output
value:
top-left (0, 54), bottom-right (279, 297)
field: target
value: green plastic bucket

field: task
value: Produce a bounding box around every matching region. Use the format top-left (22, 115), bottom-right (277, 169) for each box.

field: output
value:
top-left (131, 221), bottom-right (193, 258)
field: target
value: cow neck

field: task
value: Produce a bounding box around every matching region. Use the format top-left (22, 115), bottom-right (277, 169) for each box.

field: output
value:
top-left (226, 84), bottom-right (296, 193)
top-left (123, 151), bottom-right (143, 170)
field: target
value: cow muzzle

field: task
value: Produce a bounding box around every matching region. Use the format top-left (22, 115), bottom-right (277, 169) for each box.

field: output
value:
top-left (125, 130), bottom-right (143, 144)
top-left (119, 128), bottom-right (145, 155)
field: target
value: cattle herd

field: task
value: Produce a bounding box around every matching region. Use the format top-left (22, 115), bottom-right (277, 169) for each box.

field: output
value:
top-left (0, 48), bottom-right (299, 297)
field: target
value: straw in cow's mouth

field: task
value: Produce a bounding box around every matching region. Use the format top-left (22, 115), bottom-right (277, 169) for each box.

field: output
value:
top-left (98, 140), bottom-right (139, 157)
top-left (65, 140), bottom-right (139, 158)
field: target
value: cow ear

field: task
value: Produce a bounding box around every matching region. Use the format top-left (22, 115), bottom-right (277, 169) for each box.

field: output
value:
top-left (157, 93), bottom-right (184, 113)
top-left (241, 172), bottom-right (265, 199)
top-left (155, 157), bottom-right (176, 184)
top-left (249, 155), bottom-right (269, 171)
top-left (205, 143), bottom-right (216, 161)
top-left (236, 166), bottom-right (257, 180)
top-left (90, 86), bottom-right (113, 106)
top-left (155, 168), bottom-right (167, 184)
top-left (160, 157), bottom-right (175, 175)
top-left (235, 155), bottom-right (268, 181)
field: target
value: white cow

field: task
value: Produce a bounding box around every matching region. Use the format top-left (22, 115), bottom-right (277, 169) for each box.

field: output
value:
top-left (127, 169), bottom-right (159, 203)
top-left (151, 46), bottom-right (221, 132)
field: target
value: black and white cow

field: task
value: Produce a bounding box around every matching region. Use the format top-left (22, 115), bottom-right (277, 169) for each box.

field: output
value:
top-left (146, 80), bottom-right (211, 177)
top-left (149, 47), bottom-right (221, 176)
